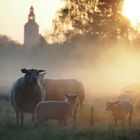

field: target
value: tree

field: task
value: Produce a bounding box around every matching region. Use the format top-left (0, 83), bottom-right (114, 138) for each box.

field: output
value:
top-left (0, 35), bottom-right (21, 48)
top-left (51, 0), bottom-right (131, 43)
top-left (0, 35), bottom-right (22, 55)
top-left (96, 0), bottom-right (130, 41)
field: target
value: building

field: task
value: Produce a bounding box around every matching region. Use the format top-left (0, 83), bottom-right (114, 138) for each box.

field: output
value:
top-left (24, 6), bottom-right (40, 47)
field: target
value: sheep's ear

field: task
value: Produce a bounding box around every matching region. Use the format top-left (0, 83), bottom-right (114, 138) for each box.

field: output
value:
top-left (38, 70), bottom-right (46, 73)
top-left (113, 100), bottom-right (119, 105)
top-left (64, 94), bottom-right (69, 98)
top-left (38, 72), bottom-right (46, 79)
top-left (74, 95), bottom-right (79, 98)
top-left (21, 68), bottom-right (28, 73)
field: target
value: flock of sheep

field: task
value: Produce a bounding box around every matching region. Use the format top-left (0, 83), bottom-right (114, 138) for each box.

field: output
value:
top-left (9, 68), bottom-right (135, 128)
top-left (9, 68), bottom-right (85, 127)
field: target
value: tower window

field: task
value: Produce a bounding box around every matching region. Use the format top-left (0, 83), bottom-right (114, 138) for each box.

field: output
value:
top-left (29, 16), bottom-right (34, 20)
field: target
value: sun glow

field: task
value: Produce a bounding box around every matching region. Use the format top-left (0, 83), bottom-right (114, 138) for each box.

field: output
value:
top-left (122, 0), bottom-right (140, 28)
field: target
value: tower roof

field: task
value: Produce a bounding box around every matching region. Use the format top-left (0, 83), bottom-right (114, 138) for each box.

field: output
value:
top-left (24, 6), bottom-right (40, 47)
top-left (28, 6), bottom-right (35, 21)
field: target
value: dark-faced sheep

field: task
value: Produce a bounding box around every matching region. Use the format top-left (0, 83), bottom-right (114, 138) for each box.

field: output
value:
top-left (106, 100), bottom-right (134, 127)
top-left (9, 68), bottom-right (46, 126)
top-left (40, 78), bottom-right (85, 123)
top-left (34, 94), bottom-right (78, 128)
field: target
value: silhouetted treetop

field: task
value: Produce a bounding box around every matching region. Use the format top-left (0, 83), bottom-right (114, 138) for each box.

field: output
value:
top-left (0, 35), bottom-right (21, 48)
top-left (51, 0), bottom-right (131, 43)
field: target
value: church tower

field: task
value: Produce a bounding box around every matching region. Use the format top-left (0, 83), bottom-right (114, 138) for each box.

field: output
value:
top-left (24, 6), bottom-right (40, 47)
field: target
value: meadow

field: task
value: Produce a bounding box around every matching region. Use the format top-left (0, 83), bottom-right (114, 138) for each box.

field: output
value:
top-left (1, 42), bottom-right (140, 140)
top-left (0, 94), bottom-right (140, 140)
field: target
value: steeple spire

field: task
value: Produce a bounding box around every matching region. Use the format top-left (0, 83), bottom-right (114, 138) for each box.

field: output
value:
top-left (24, 5), bottom-right (40, 47)
top-left (28, 6), bottom-right (35, 21)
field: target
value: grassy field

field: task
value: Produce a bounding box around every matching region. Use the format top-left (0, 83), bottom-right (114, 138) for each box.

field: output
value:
top-left (0, 95), bottom-right (140, 140)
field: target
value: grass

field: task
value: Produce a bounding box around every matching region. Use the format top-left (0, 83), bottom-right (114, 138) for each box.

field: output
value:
top-left (0, 96), bottom-right (140, 140)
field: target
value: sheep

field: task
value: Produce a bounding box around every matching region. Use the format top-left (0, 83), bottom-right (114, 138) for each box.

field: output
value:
top-left (117, 90), bottom-right (139, 109)
top-left (9, 68), bottom-right (46, 126)
top-left (34, 94), bottom-right (78, 128)
top-left (106, 100), bottom-right (134, 127)
top-left (40, 78), bottom-right (85, 123)
top-left (117, 90), bottom-right (135, 105)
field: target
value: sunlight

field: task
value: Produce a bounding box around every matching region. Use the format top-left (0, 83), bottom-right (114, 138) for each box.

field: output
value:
top-left (90, 48), bottom-right (140, 93)
top-left (122, 0), bottom-right (140, 27)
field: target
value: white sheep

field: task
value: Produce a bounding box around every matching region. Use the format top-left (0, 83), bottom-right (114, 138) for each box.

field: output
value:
top-left (34, 94), bottom-right (78, 128)
top-left (40, 78), bottom-right (85, 123)
top-left (106, 99), bottom-right (134, 126)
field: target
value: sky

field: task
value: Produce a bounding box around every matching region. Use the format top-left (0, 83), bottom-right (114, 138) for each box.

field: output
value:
top-left (0, 0), bottom-right (64, 44)
top-left (1, 0), bottom-right (140, 44)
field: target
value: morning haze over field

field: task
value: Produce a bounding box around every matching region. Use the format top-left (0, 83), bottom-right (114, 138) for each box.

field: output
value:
top-left (1, 1), bottom-right (140, 139)
top-left (1, 0), bottom-right (140, 96)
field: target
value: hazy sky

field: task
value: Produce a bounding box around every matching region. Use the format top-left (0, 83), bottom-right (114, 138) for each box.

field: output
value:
top-left (0, 0), bottom-right (64, 43)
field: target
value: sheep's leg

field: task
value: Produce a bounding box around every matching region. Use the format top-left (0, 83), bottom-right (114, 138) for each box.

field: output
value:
top-left (114, 118), bottom-right (117, 126)
top-left (20, 113), bottom-right (24, 126)
top-left (33, 114), bottom-right (47, 128)
top-left (73, 107), bottom-right (78, 124)
top-left (128, 113), bottom-right (132, 126)
top-left (33, 119), bottom-right (45, 128)
top-left (63, 120), bottom-right (68, 127)
top-left (64, 121), bottom-right (67, 127)
top-left (59, 120), bottom-right (63, 126)
top-left (34, 121), bottom-right (39, 128)
top-left (79, 97), bottom-right (84, 107)
top-left (60, 117), bottom-right (67, 127)
top-left (16, 111), bottom-right (20, 127)
top-left (73, 114), bottom-right (77, 124)
top-left (32, 112), bottom-right (35, 122)
top-left (121, 118), bottom-right (125, 127)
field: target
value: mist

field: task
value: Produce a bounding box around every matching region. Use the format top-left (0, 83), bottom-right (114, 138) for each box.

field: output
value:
top-left (1, 41), bottom-right (140, 99)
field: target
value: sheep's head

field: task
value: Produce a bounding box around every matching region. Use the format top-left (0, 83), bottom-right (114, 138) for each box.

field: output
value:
top-left (64, 94), bottom-right (78, 106)
top-left (21, 68), bottom-right (46, 85)
top-left (106, 100), bottom-right (119, 111)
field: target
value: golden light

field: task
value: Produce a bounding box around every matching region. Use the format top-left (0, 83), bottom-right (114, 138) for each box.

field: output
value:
top-left (87, 47), bottom-right (140, 94)
top-left (122, 0), bottom-right (140, 28)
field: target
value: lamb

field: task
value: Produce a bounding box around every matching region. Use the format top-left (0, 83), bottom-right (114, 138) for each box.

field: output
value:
top-left (106, 100), bottom-right (134, 126)
top-left (34, 94), bottom-right (78, 128)
top-left (40, 78), bottom-right (85, 123)
top-left (9, 68), bottom-right (46, 126)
